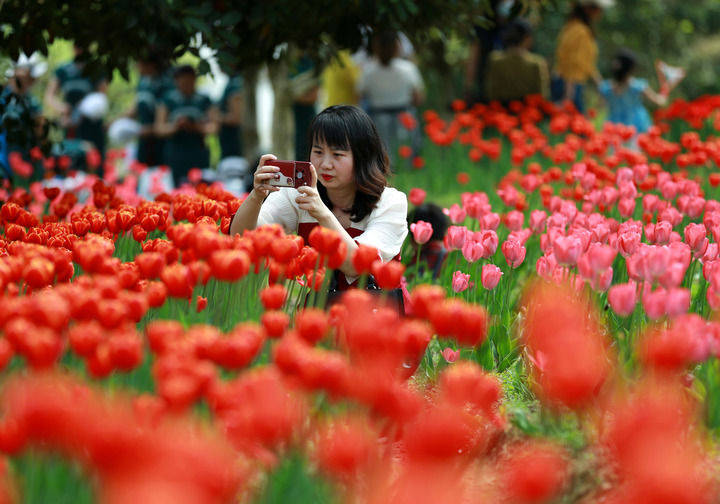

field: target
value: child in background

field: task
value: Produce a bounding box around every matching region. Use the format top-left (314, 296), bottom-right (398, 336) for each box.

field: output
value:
top-left (598, 48), bottom-right (668, 134)
top-left (406, 203), bottom-right (449, 281)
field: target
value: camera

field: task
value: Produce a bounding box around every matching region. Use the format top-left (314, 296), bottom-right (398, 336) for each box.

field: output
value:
top-left (265, 160), bottom-right (312, 189)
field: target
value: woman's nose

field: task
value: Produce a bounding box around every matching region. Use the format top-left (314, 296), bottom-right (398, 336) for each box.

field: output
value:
top-left (319, 155), bottom-right (333, 169)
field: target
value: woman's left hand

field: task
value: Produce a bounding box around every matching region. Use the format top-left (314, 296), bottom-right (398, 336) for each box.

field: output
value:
top-left (295, 163), bottom-right (329, 220)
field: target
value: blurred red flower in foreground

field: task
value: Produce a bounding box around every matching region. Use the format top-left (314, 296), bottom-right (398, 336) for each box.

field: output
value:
top-left (522, 280), bottom-right (611, 409)
top-left (0, 372), bottom-right (244, 503)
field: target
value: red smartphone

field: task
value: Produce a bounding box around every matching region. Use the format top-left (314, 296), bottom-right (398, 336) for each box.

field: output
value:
top-left (265, 160), bottom-right (312, 189)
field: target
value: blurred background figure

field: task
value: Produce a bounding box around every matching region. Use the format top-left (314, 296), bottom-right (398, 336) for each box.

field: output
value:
top-left (322, 50), bottom-right (360, 107)
top-left (290, 54), bottom-right (320, 160)
top-left (406, 202), bottom-right (449, 281)
top-left (44, 45), bottom-right (108, 171)
top-left (215, 67), bottom-right (252, 196)
top-left (599, 48), bottom-right (668, 135)
top-left (1, 53), bottom-right (47, 180)
top-left (155, 65), bottom-right (218, 186)
top-left (218, 69), bottom-right (245, 160)
top-left (486, 18), bottom-right (549, 104)
top-left (132, 50), bottom-right (173, 167)
top-left (463, 0), bottom-right (511, 104)
top-left (551, 0), bottom-right (612, 112)
top-left (357, 30), bottom-right (424, 162)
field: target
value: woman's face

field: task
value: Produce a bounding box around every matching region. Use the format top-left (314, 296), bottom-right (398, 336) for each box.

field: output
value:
top-left (311, 140), bottom-right (355, 191)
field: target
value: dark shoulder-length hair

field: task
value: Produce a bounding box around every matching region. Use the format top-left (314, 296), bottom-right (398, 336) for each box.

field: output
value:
top-left (568, 2), bottom-right (599, 34)
top-left (307, 105), bottom-right (390, 222)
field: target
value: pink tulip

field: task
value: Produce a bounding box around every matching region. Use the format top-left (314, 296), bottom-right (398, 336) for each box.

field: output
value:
top-left (504, 210), bottom-right (524, 231)
top-left (529, 210), bottom-right (547, 234)
top-left (618, 181), bottom-right (638, 200)
top-left (618, 231), bottom-right (641, 257)
top-left (497, 185), bottom-right (519, 207)
top-left (616, 167), bottom-right (633, 184)
top-left (618, 197), bottom-right (636, 218)
top-left (654, 221), bottom-right (672, 244)
top-left (447, 204), bottom-right (466, 224)
top-left (642, 288), bottom-right (668, 320)
top-left (633, 163), bottom-right (649, 183)
top-left (408, 188), bottom-right (426, 206)
top-left (452, 271), bottom-right (471, 293)
top-left (442, 347), bottom-right (459, 363)
top-left (642, 246), bottom-right (672, 281)
top-left (461, 239), bottom-right (484, 263)
top-left (481, 212), bottom-right (500, 231)
top-left (665, 287), bottom-right (690, 317)
top-left (668, 241), bottom-right (691, 268)
top-left (686, 196), bottom-right (705, 219)
top-left (553, 235), bottom-right (583, 266)
top-left (536, 254), bottom-right (558, 279)
top-left (478, 230), bottom-right (499, 257)
top-left (684, 223), bottom-right (708, 257)
top-left (481, 264), bottom-right (503, 290)
top-left (603, 186), bottom-right (619, 206)
top-left (642, 193), bottom-right (659, 213)
top-left (644, 223), bottom-right (656, 244)
top-left (501, 239), bottom-right (526, 269)
top-left (581, 172), bottom-right (596, 191)
top-left (410, 220), bottom-right (433, 245)
top-left (591, 267), bottom-right (613, 292)
top-left (444, 226), bottom-right (467, 250)
top-left (660, 180), bottom-right (678, 200)
top-left (559, 200), bottom-right (577, 221)
top-left (658, 262), bottom-right (687, 289)
top-left (509, 229), bottom-right (531, 246)
top-left (547, 212), bottom-right (568, 230)
top-left (701, 243), bottom-right (719, 263)
top-left (708, 285), bottom-right (720, 311)
top-left (608, 283), bottom-right (637, 316)
top-left (591, 223), bottom-right (611, 244)
top-left (586, 243), bottom-right (617, 272)
top-left (660, 207), bottom-right (682, 226)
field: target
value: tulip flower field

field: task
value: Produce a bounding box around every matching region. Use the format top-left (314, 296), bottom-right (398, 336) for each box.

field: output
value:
top-left (4, 95), bottom-right (720, 502)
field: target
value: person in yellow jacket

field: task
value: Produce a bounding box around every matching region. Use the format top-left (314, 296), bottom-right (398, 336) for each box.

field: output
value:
top-left (322, 50), bottom-right (360, 107)
top-left (551, 0), bottom-right (613, 113)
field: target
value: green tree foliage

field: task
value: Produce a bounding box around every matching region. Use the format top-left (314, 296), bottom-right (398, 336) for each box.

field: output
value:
top-left (0, 0), bottom-right (501, 77)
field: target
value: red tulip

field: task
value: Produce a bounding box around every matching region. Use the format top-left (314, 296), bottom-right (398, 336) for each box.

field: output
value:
top-left (370, 260), bottom-right (405, 289)
top-left (351, 244), bottom-right (380, 275)
top-left (408, 187), bottom-right (426, 206)
top-left (260, 284), bottom-right (287, 310)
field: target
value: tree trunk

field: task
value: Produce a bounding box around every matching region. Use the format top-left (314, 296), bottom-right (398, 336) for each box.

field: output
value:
top-left (241, 66), bottom-right (261, 161)
top-left (268, 58), bottom-right (294, 160)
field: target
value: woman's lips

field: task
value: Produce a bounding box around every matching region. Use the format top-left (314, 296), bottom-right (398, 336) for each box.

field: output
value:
top-left (321, 174), bottom-right (333, 181)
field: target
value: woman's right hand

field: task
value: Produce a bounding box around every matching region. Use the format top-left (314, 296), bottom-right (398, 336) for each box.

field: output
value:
top-left (250, 154), bottom-right (281, 202)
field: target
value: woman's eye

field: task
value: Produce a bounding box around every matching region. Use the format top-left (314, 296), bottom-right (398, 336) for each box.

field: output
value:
top-left (333, 152), bottom-right (345, 157)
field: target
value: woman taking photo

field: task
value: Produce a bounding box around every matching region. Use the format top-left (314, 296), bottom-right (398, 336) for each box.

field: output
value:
top-left (229, 105), bottom-right (408, 289)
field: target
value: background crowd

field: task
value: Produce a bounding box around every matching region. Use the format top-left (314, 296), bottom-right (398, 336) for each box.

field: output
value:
top-left (0, 0), bottom-right (687, 192)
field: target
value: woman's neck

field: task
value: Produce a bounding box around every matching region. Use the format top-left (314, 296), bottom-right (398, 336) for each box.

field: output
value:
top-left (327, 186), bottom-right (356, 211)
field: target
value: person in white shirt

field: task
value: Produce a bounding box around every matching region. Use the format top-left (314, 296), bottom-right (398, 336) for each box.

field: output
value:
top-left (357, 31), bottom-right (424, 161)
top-left (230, 105), bottom-right (408, 289)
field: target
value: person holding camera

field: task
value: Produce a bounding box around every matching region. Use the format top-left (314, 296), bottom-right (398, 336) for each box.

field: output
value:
top-left (155, 65), bottom-right (218, 185)
top-left (230, 105), bottom-right (408, 288)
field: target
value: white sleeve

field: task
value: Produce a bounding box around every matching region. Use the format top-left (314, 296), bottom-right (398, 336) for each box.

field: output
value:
top-left (257, 188), bottom-right (299, 234)
top-left (407, 63), bottom-right (424, 92)
top-left (354, 189), bottom-right (408, 262)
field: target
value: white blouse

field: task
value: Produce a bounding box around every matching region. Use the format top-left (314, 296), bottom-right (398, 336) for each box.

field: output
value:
top-left (257, 186), bottom-right (408, 264)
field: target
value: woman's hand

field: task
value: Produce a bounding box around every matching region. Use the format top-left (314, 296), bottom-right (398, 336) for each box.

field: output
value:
top-left (295, 163), bottom-right (329, 221)
top-left (250, 154), bottom-right (281, 202)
